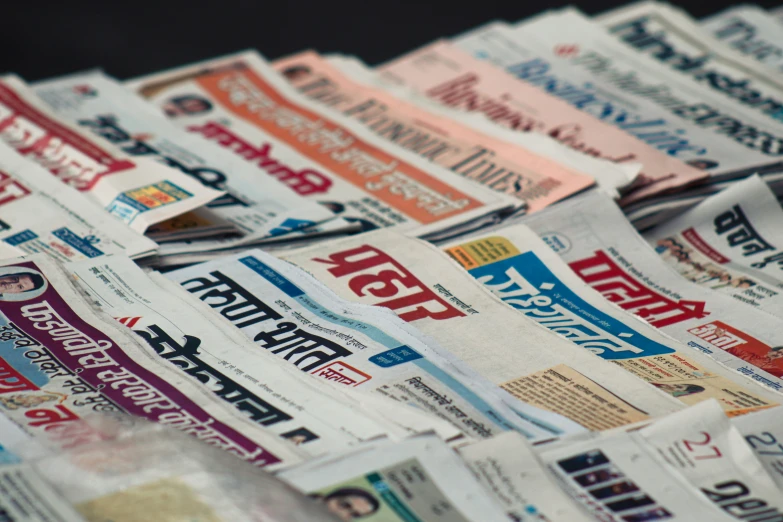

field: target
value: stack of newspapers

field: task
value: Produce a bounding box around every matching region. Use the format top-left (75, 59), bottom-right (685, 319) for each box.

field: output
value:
top-left (6, 1), bottom-right (783, 520)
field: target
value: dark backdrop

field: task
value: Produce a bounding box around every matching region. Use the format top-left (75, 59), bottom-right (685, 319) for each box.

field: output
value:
top-left (4, 0), bottom-right (777, 81)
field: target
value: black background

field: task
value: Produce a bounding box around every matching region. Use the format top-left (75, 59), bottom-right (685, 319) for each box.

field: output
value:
top-left (4, 0), bottom-right (778, 82)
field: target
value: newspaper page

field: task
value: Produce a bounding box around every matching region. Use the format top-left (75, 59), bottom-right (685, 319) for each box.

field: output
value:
top-left (281, 229), bottom-right (687, 431)
top-left (0, 459), bottom-right (86, 522)
top-left (125, 51), bottom-right (521, 241)
top-left (516, 190), bottom-right (783, 394)
top-left (65, 255), bottom-right (428, 457)
top-left (536, 416), bottom-right (736, 521)
top-left (456, 11), bottom-right (783, 205)
top-left (637, 400), bottom-right (783, 521)
top-left (441, 223), bottom-right (779, 417)
top-left (280, 434), bottom-right (510, 522)
top-left (272, 51), bottom-right (594, 212)
top-left (645, 175), bottom-right (783, 313)
top-left (457, 431), bottom-right (594, 521)
top-left (0, 253), bottom-right (305, 469)
top-left (0, 75), bottom-right (223, 233)
top-left (731, 406), bottom-right (783, 490)
top-left (162, 247), bottom-right (575, 443)
top-left (0, 140), bottom-right (157, 262)
top-left (597, 2), bottom-right (783, 135)
top-left (328, 53), bottom-right (644, 196)
top-left (377, 41), bottom-right (706, 203)
top-left (702, 5), bottom-right (783, 75)
top-left (32, 71), bottom-right (344, 252)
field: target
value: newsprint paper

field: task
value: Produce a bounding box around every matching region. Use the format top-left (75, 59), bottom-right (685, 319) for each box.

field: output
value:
top-left (0, 75), bottom-right (223, 233)
top-left (0, 253), bottom-right (305, 470)
top-left (33, 71), bottom-right (343, 251)
top-left (126, 50), bottom-right (521, 241)
top-left (0, 140), bottom-right (157, 262)
top-left (519, 190), bottom-right (783, 394)
top-left (281, 229), bottom-right (686, 431)
top-left (273, 50), bottom-right (595, 211)
top-left (646, 175), bottom-right (783, 316)
top-left (163, 247), bottom-right (576, 442)
top-left (280, 434), bottom-right (509, 522)
top-left (378, 41), bottom-right (706, 203)
top-left (732, 406), bottom-right (783, 490)
top-left (442, 223), bottom-right (780, 417)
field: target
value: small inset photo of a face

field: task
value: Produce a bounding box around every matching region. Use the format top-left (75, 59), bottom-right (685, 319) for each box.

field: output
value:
top-left (573, 466), bottom-right (624, 487)
top-left (557, 450), bottom-right (610, 474)
top-left (281, 427), bottom-right (319, 445)
top-left (162, 94), bottom-right (214, 118)
top-left (589, 480), bottom-right (640, 500)
top-left (0, 267), bottom-right (48, 301)
top-left (281, 65), bottom-right (312, 82)
top-left (311, 487), bottom-right (381, 522)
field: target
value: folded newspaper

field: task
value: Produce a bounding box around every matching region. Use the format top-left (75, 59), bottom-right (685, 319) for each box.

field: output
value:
top-left (514, 190), bottom-right (783, 394)
top-left (0, 253), bottom-right (306, 469)
top-left (377, 41), bottom-right (707, 203)
top-left (440, 223), bottom-right (780, 417)
top-left (125, 50), bottom-right (522, 242)
top-left (162, 246), bottom-right (578, 442)
top-left (0, 140), bottom-right (157, 261)
top-left (0, 75), bottom-right (223, 233)
top-left (273, 50), bottom-right (595, 211)
top-left (279, 434), bottom-right (509, 522)
top-left (33, 71), bottom-right (346, 251)
top-left (280, 228), bottom-right (687, 431)
top-left (731, 405), bottom-right (783, 490)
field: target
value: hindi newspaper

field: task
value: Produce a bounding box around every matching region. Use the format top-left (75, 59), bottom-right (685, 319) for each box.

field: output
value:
top-left (514, 189), bottom-right (783, 394)
top-left (327, 53), bottom-right (643, 198)
top-left (598, 2), bottom-right (783, 134)
top-left (0, 140), bottom-right (157, 262)
top-left (635, 400), bottom-right (783, 521)
top-left (457, 431), bottom-right (594, 521)
top-left (0, 75), bottom-right (223, 233)
top-left (377, 41), bottom-right (706, 203)
top-left (66, 255), bottom-right (442, 457)
top-left (702, 5), bottom-right (783, 75)
top-left (272, 51), bottom-right (595, 212)
top-left (0, 459), bottom-right (85, 522)
top-left (33, 71), bottom-right (345, 252)
top-left (280, 434), bottom-right (509, 522)
top-left (162, 246), bottom-right (575, 442)
top-left (280, 229), bottom-right (687, 431)
top-left (456, 11), bottom-right (783, 208)
top-left (440, 223), bottom-right (779, 417)
top-left (0, 253), bottom-right (305, 469)
top-left (536, 409), bottom-right (737, 521)
top-left (125, 50), bottom-right (521, 241)
top-left (731, 406), bottom-right (783, 490)
top-left (645, 175), bottom-right (783, 311)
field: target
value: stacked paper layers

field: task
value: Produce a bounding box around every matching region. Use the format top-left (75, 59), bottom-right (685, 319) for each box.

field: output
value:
top-left (4, 2), bottom-right (783, 521)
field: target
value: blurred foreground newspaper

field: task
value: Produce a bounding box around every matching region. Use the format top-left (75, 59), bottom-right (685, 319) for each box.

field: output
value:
top-left (163, 247), bottom-right (575, 442)
top-left (0, 415), bottom-right (340, 522)
top-left (702, 5), bottom-right (783, 75)
top-left (280, 434), bottom-right (509, 522)
top-left (441, 224), bottom-right (779, 417)
top-left (458, 431), bottom-right (593, 521)
top-left (67, 255), bottom-right (462, 456)
top-left (0, 76), bottom-right (222, 233)
top-left (377, 41), bottom-right (706, 203)
top-left (456, 10), bottom-right (783, 227)
top-left (33, 71), bottom-right (344, 252)
top-left (273, 51), bottom-right (595, 211)
top-left (732, 406), bottom-right (783, 490)
top-left (126, 51), bottom-right (521, 242)
top-left (281, 229), bottom-right (686, 431)
top-left (517, 191), bottom-right (783, 393)
top-left (646, 175), bottom-right (783, 315)
top-left (0, 253), bottom-right (305, 469)
top-left (0, 141), bottom-right (157, 261)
